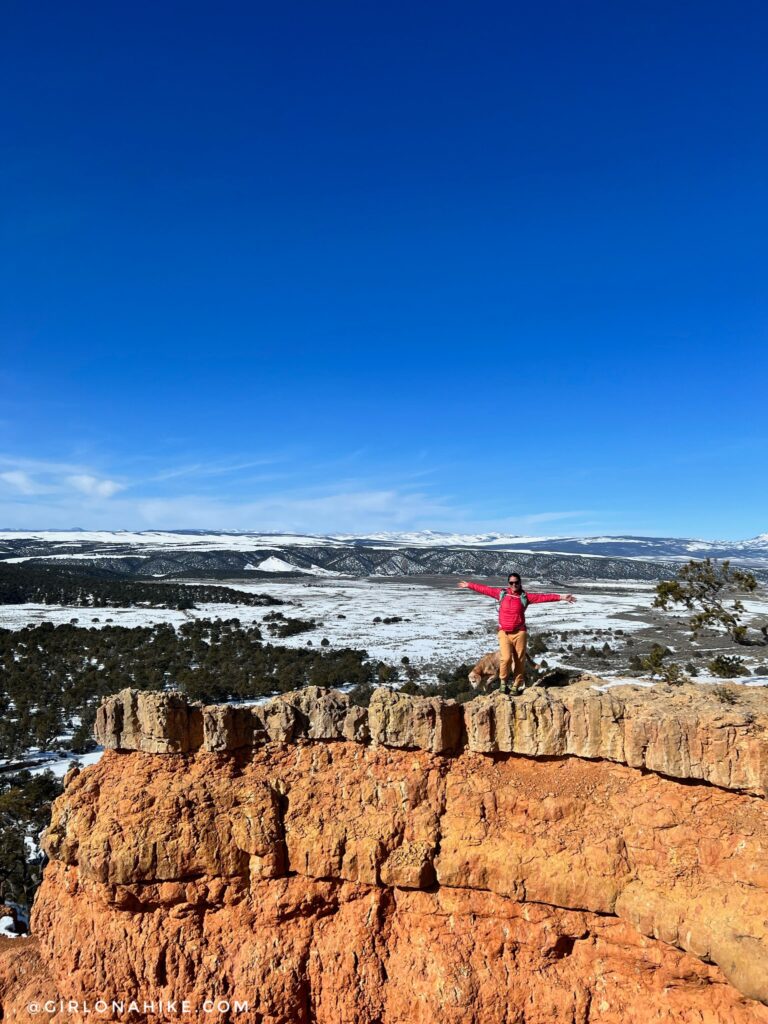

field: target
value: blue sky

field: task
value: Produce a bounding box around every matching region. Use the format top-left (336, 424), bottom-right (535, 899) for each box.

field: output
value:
top-left (2, 1), bottom-right (766, 538)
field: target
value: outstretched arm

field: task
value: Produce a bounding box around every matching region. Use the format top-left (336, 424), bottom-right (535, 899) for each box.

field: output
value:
top-left (457, 581), bottom-right (502, 598)
top-left (527, 592), bottom-right (576, 604)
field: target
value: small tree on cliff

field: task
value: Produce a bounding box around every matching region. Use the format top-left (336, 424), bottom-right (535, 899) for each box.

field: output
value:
top-left (654, 559), bottom-right (764, 645)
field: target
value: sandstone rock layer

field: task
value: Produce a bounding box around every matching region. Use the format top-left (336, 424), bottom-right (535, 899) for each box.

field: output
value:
top-left (94, 681), bottom-right (768, 796)
top-left (2, 682), bottom-right (767, 1023)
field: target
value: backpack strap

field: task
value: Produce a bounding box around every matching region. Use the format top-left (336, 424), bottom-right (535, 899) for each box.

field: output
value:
top-left (497, 588), bottom-right (530, 614)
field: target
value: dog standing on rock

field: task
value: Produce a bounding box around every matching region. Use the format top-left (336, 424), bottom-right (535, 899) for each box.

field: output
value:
top-left (467, 651), bottom-right (503, 690)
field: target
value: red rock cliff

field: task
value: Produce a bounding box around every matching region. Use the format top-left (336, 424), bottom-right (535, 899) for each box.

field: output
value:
top-left (2, 680), bottom-right (768, 1023)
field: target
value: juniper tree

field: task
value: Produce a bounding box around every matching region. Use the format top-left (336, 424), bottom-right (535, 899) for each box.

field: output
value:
top-left (654, 558), bottom-right (764, 644)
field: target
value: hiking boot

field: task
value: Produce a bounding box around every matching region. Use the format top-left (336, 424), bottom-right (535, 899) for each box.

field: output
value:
top-left (498, 681), bottom-right (510, 695)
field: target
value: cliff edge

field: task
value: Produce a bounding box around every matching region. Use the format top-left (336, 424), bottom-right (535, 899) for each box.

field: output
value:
top-left (2, 678), bottom-right (768, 1023)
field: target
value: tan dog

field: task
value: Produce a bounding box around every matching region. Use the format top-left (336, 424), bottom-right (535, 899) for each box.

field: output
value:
top-left (468, 651), bottom-right (501, 690)
top-left (468, 650), bottom-right (540, 690)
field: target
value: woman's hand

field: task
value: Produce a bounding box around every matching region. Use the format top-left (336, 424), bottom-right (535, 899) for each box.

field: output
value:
top-left (457, 580), bottom-right (469, 589)
top-left (563, 594), bottom-right (576, 603)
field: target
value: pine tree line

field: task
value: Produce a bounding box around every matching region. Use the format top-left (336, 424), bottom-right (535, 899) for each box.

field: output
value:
top-left (0, 562), bottom-right (284, 610)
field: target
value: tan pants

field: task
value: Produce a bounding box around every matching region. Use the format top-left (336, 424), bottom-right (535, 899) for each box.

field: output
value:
top-left (498, 629), bottom-right (527, 687)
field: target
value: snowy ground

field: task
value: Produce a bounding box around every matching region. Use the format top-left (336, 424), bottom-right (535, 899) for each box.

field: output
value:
top-left (3, 577), bottom-right (765, 671)
top-left (218, 577), bottom-right (659, 667)
top-left (0, 579), bottom-right (654, 668)
top-left (1, 576), bottom-right (767, 673)
top-left (0, 748), bottom-right (102, 779)
top-left (591, 674), bottom-right (768, 690)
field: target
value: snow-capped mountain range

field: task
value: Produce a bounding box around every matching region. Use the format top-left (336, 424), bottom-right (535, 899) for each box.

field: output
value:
top-left (1, 530), bottom-right (767, 580)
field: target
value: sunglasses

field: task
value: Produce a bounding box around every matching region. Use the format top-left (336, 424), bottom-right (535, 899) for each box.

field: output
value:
top-left (508, 580), bottom-right (522, 587)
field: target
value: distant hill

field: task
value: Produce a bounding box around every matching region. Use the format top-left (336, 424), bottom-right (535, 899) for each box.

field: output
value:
top-left (1, 529), bottom-right (767, 581)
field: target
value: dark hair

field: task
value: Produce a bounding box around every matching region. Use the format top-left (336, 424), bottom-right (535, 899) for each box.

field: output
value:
top-left (507, 572), bottom-right (522, 582)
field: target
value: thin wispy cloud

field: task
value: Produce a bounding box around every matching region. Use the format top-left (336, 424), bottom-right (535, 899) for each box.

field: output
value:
top-left (0, 445), bottom-right (463, 530)
top-left (0, 449), bottom-right (628, 537)
top-left (0, 447), bottom-right (613, 535)
top-left (66, 475), bottom-right (125, 499)
top-left (467, 510), bottom-right (604, 537)
top-left (0, 471), bottom-right (46, 496)
top-left (133, 487), bottom-right (461, 532)
top-left (148, 456), bottom-right (290, 483)
top-left (0, 455), bottom-right (88, 474)
top-left (0, 456), bottom-right (125, 504)
top-left (0, 488), bottom-right (456, 532)
top-left (522, 511), bottom-right (596, 524)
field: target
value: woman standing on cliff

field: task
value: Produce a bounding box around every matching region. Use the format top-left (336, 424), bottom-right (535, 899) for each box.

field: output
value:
top-left (458, 573), bottom-right (576, 695)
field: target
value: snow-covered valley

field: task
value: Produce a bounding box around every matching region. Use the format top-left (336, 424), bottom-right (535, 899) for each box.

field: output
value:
top-left (2, 572), bottom-right (768, 786)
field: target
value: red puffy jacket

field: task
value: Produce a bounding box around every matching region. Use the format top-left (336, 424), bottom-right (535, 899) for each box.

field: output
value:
top-left (465, 582), bottom-right (562, 632)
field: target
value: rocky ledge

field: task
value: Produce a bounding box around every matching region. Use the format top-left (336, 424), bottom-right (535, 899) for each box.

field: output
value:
top-left (1, 678), bottom-right (767, 1024)
top-left (95, 678), bottom-right (768, 796)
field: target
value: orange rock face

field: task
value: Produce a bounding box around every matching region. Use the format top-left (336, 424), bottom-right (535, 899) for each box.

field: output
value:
top-left (1, 735), bottom-right (766, 1024)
